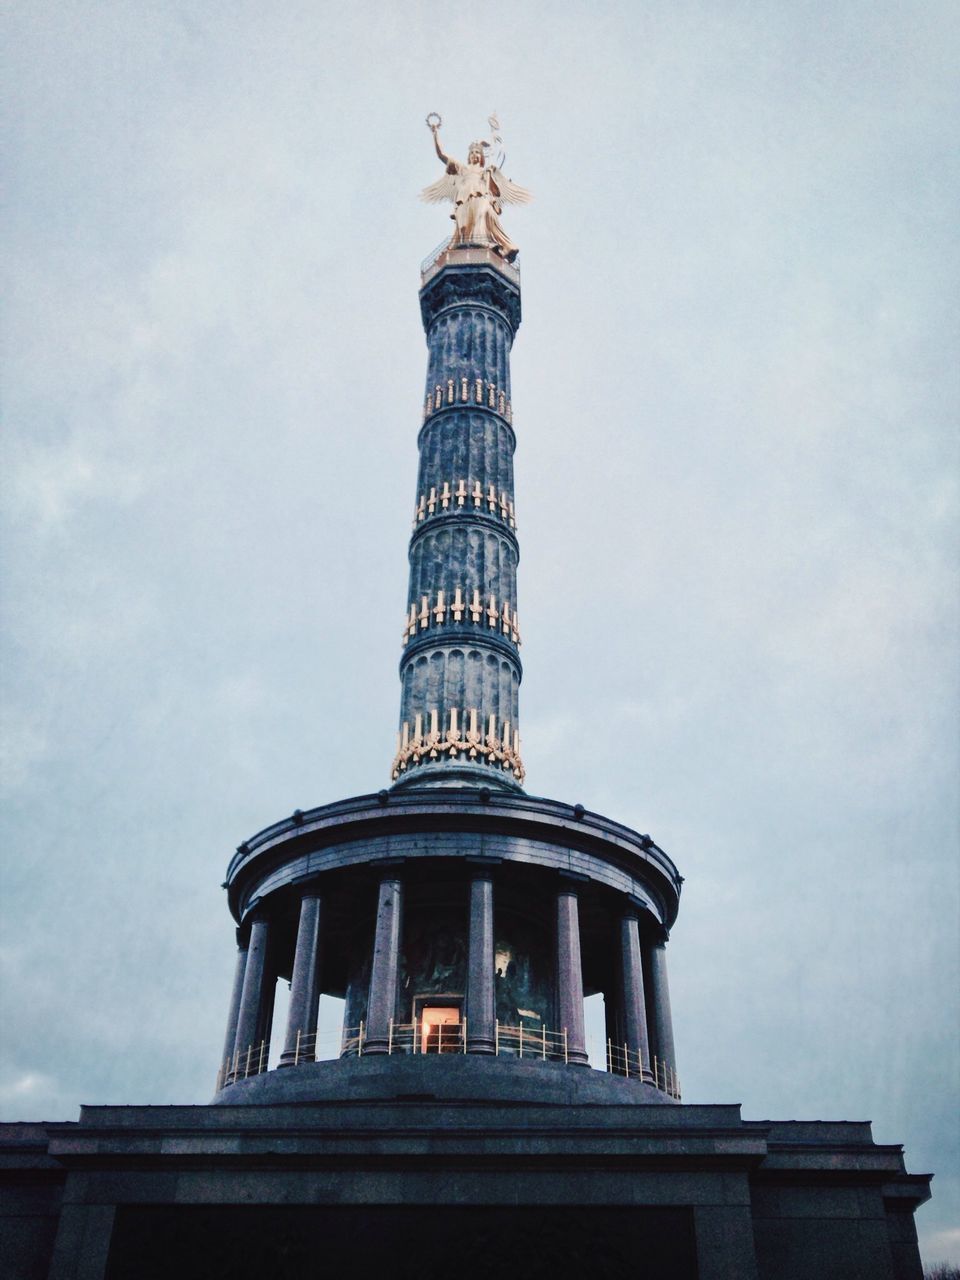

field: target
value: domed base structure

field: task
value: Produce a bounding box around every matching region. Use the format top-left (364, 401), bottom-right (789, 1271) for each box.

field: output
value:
top-left (216, 788), bottom-right (683, 1103)
top-left (212, 1050), bottom-right (678, 1107)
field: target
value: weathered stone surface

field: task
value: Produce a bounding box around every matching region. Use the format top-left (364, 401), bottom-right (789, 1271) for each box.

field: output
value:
top-left (0, 1100), bottom-right (930, 1280)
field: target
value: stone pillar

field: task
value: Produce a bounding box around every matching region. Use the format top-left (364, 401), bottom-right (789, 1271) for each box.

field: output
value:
top-left (230, 917), bottom-right (270, 1079)
top-left (279, 894), bottom-right (323, 1067)
top-left (465, 875), bottom-right (495, 1054)
top-left (364, 876), bottom-right (403, 1054)
top-left (219, 938), bottom-right (248, 1081)
top-left (555, 885), bottom-right (589, 1065)
top-left (619, 911), bottom-right (653, 1081)
top-left (46, 1203), bottom-right (116, 1280)
top-left (603, 991), bottom-right (620, 1050)
top-left (649, 933), bottom-right (678, 1091)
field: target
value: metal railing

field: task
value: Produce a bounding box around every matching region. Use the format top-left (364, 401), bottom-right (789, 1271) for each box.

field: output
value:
top-left (420, 238), bottom-right (520, 282)
top-left (495, 1021), bottom-right (568, 1061)
top-left (421, 237), bottom-right (453, 275)
top-left (217, 1038), bottom-right (272, 1090)
top-left (605, 1040), bottom-right (681, 1098)
top-left (215, 1024), bottom-right (365, 1091)
top-left (217, 1019), bottom-right (679, 1100)
top-left (382, 1018), bottom-right (568, 1060)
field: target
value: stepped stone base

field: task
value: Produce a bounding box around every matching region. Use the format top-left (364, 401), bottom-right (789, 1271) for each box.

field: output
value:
top-left (0, 1076), bottom-right (930, 1280)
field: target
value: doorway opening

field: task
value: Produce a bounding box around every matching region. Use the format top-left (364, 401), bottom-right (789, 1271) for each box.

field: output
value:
top-left (414, 998), bottom-right (463, 1053)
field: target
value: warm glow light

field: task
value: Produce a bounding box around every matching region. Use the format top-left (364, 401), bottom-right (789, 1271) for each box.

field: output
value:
top-left (419, 1006), bottom-right (460, 1052)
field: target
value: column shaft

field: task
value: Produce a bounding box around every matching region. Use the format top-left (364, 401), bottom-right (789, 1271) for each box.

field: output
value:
top-left (619, 913), bottom-right (653, 1080)
top-left (649, 938), bottom-right (677, 1089)
top-left (220, 942), bottom-right (248, 1076)
top-left (555, 888), bottom-right (589, 1065)
top-left (280, 895), bottom-right (323, 1067)
top-left (394, 262), bottom-right (523, 790)
top-left (364, 877), bottom-right (403, 1054)
top-left (465, 876), bottom-right (495, 1053)
top-left (231, 918), bottom-right (270, 1077)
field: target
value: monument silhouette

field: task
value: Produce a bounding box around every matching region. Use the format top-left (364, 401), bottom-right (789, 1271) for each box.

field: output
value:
top-left (0, 122), bottom-right (931, 1280)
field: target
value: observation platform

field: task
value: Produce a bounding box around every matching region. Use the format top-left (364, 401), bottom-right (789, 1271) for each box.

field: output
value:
top-left (420, 238), bottom-right (520, 286)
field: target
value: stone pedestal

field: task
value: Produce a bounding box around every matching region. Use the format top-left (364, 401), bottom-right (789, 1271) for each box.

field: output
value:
top-left (2, 1094), bottom-right (929, 1280)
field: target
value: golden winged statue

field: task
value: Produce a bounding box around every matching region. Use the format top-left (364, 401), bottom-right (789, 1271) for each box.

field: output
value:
top-left (421, 115), bottom-right (532, 262)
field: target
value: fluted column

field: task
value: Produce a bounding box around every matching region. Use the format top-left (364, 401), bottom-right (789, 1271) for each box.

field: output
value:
top-left (364, 876), bottom-right (403, 1054)
top-left (279, 894), bottom-right (323, 1067)
top-left (619, 911), bottom-right (653, 1082)
top-left (393, 258), bottom-right (524, 790)
top-left (648, 933), bottom-right (677, 1089)
top-left (220, 938), bottom-right (248, 1081)
top-left (230, 917), bottom-right (270, 1079)
top-left (465, 875), bottom-right (495, 1054)
top-left (555, 886), bottom-right (589, 1065)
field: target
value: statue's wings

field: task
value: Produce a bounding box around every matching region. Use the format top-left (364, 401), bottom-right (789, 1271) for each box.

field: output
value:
top-left (488, 169), bottom-right (533, 205)
top-left (420, 173), bottom-right (459, 204)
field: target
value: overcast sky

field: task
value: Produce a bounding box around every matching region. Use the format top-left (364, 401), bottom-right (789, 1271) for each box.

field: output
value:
top-left (3, 0), bottom-right (958, 1265)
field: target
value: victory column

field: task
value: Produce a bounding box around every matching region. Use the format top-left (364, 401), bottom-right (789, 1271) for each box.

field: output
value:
top-left (214, 115), bottom-right (683, 1093)
top-left (0, 117), bottom-right (930, 1280)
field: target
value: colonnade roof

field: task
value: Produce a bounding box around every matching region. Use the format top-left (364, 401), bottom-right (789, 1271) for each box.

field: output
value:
top-left (223, 788), bottom-right (682, 931)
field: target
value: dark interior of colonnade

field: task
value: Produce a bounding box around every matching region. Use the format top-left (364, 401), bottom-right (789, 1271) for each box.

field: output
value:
top-left (230, 853), bottom-right (672, 1079)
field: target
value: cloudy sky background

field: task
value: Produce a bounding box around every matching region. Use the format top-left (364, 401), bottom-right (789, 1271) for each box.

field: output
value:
top-left (4, 0), bottom-right (958, 1264)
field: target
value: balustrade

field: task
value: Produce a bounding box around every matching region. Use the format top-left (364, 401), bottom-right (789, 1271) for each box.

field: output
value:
top-left (216, 1016), bottom-right (680, 1099)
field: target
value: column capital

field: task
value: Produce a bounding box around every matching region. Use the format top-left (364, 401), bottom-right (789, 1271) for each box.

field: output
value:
top-left (419, 259), bottom-right (521, 334)
top-left (465, 855), bottom-right (501, 872)
top-left (557, 869), bottom-right (589, 890)
top-left (374, 872), bottom-right (404, 888)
